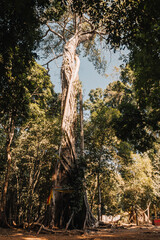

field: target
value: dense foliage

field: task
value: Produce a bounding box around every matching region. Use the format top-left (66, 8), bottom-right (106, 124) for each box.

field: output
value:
top-left (0, 0), bottom-right (159, 228)
top-left (0, 63), bottom-right (61, 225)
top-left (84, 81), bottom-right (159, 222)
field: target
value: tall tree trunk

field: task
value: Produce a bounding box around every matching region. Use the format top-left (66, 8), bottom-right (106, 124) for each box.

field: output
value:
top-left (97, 171), bottom-right (102, 221)
top-left (79, 85), bottom-right (84, 158)
top-left (50, 33), bottom-right (96, 229)
top-left (0, 118), bottom-right (15, 226)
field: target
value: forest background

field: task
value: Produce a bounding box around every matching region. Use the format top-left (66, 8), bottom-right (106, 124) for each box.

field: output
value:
top-left (0, 0), bottom-right (159, 229)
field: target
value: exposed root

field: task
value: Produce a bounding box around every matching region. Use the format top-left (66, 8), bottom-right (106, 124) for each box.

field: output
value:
top-left (83, 192), bottom-right (97, 229)
top-left (65, 212), bottom-right (74, 230)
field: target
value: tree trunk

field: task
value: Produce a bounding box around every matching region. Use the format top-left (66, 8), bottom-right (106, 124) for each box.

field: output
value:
top-left (79, 86), bottom-right (84, 158)
top-left (0, 118), bottom-right (15, 226)
top-left (50, 33), bottom-right (96, 229)
top-left (97, 171), bottom-right (102, 221)
top-left (154, 205), bottom-right (157, 219)
top-left (147, 202), bottom-right (151, 223)
top-left (135, 208), bottom-right (139, 226)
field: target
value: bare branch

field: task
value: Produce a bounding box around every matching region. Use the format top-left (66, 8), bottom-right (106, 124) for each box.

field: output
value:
top-left (42, 28), bottom-right (50, 38)
top-left (42, 54), bottom-right (63, 66)
top-left (42, 54), bottom-right (63, 73)
top-left (57, 22), bottom-right (73, 35)
top-left (46, 23), bottom-right (65, 41)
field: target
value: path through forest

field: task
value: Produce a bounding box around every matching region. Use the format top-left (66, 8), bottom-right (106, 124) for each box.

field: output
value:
top-left (1, 225), bottom-right (160, 240)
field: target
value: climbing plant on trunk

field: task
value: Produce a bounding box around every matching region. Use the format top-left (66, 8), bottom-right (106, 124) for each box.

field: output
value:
top-left (42, 9), bottom-right (106, 229)
top-left (45, 26), bottom-right (97, 229)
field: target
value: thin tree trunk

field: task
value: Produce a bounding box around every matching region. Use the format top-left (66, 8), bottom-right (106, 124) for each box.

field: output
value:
top-left (97, 171), bottom-right (102, 221)
top-left (147, 202), bottom-right (151, 223)
top-left (27, 155), bottom-right (42, 224)
top-left (135, 208), bottom-right (139, 226)
top-left (0, 118), bottom-right (15, 226)
top-left (79, 86), bottom-right (84, 158)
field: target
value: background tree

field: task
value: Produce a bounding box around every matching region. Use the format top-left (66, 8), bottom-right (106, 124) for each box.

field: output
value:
top-left (84, 78), bottom-right (159, 224)
top-left (84, 88), bottom-right (124, 220)
top-left (102, 75), bottom-right (159, 222)
top-left (0, 62), bottom-right (57, 225)
top-left (119, 0), bottom-right (160, 131)
top-left (0, 0), bottom-right (52, 74)
top-left (120, 153), bottom-right (154, 225)
top-left (10, 110), bottom-right (60, 225)
top-left (0, 0), bottom-right (53, 225)
top-left (103, 70), bottom-right (157, 152)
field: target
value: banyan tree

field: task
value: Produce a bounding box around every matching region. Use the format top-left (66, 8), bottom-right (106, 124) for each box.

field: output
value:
top-left (42, 0), bottom-right (139, 229)
top-left (43, 23), bottom-right (97, 229)
top-left (42, 3), bottom-right (106, 229)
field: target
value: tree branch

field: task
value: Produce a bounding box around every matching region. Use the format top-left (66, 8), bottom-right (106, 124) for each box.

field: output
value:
top-left (42, 28), bottom-right (50, 38)
top-left (82, 16), bottom-right (106, 36)
top-left (46, 23), bottom-right (65, 41)
top-left (82, 16), bottom-right (95, 31)
top-left (42, 54), bottom-right (63, 73)
top-left (95, 29), bottom-right (106, 36)
top-left (57, 22), bottom-right (73, 35)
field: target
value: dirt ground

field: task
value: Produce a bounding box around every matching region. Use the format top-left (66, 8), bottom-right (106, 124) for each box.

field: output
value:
top-left (1, 225), bottom-right (160, 240)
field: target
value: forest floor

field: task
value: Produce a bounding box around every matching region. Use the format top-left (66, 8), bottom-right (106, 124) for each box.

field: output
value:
top-left (1, 224), bottom-right (160, 240)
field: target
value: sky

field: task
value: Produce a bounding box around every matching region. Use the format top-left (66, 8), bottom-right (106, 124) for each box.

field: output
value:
top-left (38, 49), bottom-right (127, 101)
top-left (79, 51), bottom-right (124, 100)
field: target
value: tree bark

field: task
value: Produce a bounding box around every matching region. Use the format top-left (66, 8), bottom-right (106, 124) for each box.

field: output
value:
top-left (135, 208), bottom-right (139, 226)
top-left (50, 32), bottom-right (96, 229)
top-left (147, 202), bottom-right (151, 223)
top-left (79, 86), bottom-right (84, 158)
top-left (97, 171), bottom-right (102, 221)
top-left (0, 117), bottom-right (15, 226)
